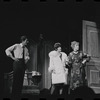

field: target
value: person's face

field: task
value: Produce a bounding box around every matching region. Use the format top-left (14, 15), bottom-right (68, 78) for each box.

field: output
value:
top-left (57, 47), bottom-right (62, 52)
top-left (23, 39), bottom-right (28, 46)
top-left (73, 44), bottom-right (79, 51)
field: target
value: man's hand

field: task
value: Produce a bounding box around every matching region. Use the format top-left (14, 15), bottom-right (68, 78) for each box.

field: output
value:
top-left (13, 58), bottom-right (19, 61)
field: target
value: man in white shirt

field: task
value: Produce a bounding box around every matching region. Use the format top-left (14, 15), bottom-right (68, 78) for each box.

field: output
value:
top-left (5, 35), bottom-right (30, 100)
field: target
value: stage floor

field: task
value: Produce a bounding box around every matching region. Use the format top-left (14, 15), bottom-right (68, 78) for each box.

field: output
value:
top-left (3, 92), bottom-right (100, 100)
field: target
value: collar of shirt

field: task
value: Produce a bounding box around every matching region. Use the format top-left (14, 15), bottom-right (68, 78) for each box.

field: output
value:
top-left (20, 43), bottom-right (24, 48)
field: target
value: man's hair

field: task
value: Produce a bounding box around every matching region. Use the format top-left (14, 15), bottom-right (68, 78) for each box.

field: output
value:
top-left (54, 42), bottom-right (61, 50)
top-left (20, 35), bottom-right (27, 42)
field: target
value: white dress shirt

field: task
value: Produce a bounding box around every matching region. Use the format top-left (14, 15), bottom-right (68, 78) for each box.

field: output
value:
top-left (5, 43), bottom-right (29, 60)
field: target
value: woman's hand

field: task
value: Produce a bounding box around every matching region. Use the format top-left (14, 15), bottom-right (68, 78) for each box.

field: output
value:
top-left (82, 59), bottom-right (87, 64)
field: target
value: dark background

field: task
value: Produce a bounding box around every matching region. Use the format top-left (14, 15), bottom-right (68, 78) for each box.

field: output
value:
top-left (0, 0), bottom-right (100, 72)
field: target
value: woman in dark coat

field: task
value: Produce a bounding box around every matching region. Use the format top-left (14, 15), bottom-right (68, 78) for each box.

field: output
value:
top-left (68, 41), bottom-right (90, 92)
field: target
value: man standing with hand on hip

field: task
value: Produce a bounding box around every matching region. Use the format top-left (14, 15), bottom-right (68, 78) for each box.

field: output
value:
top-left (5, 35), bottom-right (30, 100)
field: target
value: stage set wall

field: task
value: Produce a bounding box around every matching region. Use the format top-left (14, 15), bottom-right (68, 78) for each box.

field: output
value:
top-left (26, 39), bottom-right (54, 90)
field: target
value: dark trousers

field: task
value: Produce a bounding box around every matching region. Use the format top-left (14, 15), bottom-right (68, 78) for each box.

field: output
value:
top-left (11, 59), bottom-right (26, 100)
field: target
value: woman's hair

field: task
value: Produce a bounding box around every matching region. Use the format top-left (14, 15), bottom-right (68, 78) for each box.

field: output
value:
top-left (54, 42), bottom-right (61, 50)
top-left (20, 35), bottom-right (27, 42)
top-left (71, 41), bottom-right (79, 49)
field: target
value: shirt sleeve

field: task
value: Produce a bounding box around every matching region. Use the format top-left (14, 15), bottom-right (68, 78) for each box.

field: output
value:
top-left (48, 53), bottom-right (54, 73)
top-left (5, 44), bottom-right (17, 56)
top-left (25, 48), bottom-right (30, 60)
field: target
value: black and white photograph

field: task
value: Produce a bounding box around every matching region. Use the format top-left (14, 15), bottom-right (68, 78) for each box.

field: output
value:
top-left (1, 0), bottom-right (100, 100)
